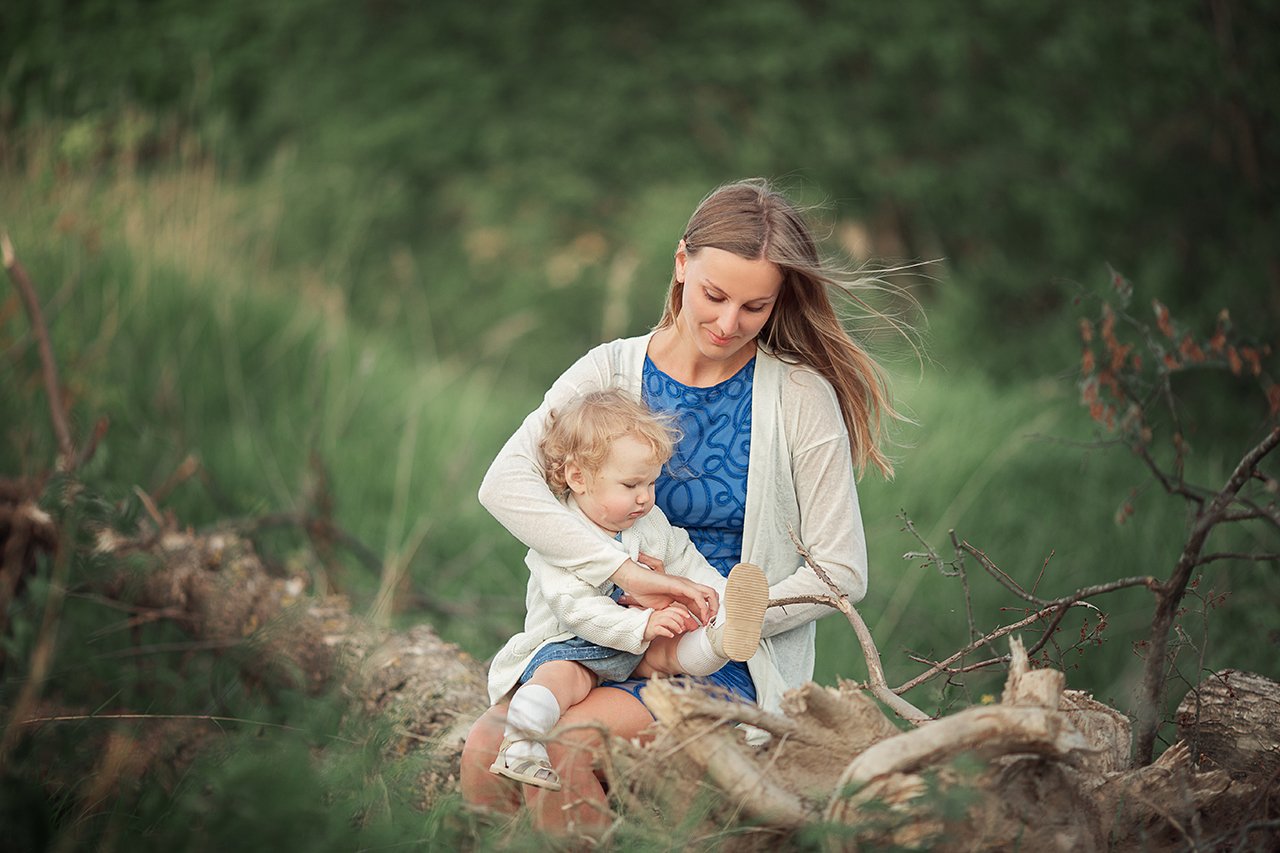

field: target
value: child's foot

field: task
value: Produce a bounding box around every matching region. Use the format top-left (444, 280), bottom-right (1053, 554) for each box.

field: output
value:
top-left (706, 562), bottom-right (768, 661)
top-left (489, 737), bottom-right (562, 791)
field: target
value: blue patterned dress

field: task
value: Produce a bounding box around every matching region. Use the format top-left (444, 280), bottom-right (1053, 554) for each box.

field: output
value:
top-left (601, 354), bottom-right (757, 704)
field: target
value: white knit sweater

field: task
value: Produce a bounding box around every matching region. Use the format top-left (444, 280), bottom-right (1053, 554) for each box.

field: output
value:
top-left (486, 498), bottom-right (728, 705)
top-left (478, 332), bottom-right (868, 715)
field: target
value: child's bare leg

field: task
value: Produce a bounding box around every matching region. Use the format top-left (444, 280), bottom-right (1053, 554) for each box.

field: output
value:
top-left (492, 660), bottom-right (596, 791)
top-left (523, 660), bottom-right (597, 712)
top-left (637, 563), bottom-right (769, 678)
top-left (634, 637), bottom-right (684, 677)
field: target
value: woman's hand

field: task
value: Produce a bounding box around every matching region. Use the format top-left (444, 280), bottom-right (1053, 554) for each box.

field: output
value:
top-left (609, 559), bottom-right (718, 625)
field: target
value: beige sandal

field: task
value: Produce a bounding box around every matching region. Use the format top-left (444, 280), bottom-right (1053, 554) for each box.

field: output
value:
top-left (489, 738), bottom-right (562, 791)
top-left (709, 562), bottom-right (769, 662)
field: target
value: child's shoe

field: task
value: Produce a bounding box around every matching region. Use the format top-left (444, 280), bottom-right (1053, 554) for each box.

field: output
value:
top-left (706, 562), bottom-right (769, 661)
top-left (489, 737), bottom-right (562, 791)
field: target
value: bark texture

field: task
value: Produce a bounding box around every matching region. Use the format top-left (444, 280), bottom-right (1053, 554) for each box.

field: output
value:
top-left (13, 525), bottom-right (1279, 850)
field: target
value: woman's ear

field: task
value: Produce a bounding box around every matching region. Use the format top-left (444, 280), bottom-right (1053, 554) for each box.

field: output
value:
top-left (565, 460), bottom-right (589, 496)
top-left (674, 239), bottom-right (688, 284)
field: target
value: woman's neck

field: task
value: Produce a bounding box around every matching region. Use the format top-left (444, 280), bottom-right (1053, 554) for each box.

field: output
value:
top-left (647, 325), bottom-right (757, 388)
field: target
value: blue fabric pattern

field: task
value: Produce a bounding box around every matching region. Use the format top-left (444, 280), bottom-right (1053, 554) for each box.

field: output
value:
top-left (645, 354), bottom-right (757, 702)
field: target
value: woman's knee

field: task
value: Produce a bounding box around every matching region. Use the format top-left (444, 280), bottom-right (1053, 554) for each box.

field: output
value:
top-left (461, 706), bottom-right (505, 771)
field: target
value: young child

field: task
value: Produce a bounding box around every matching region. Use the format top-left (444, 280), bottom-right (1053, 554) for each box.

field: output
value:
top-left (485, 389), bottom-right (769, 791)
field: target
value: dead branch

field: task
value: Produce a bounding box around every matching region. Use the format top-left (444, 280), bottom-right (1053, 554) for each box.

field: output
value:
top-left (783, 528), bottom-right (930, 725)
top-left (1135, 425), bottom-right (1280, 764)
top-left (2, 233), bottom-right (75, 467)
top-left (826, 692), bottom-right (1089, 821)
top-left (1195, 551), bottom-right (1280, 566)
top-left (207, 511), bottom-right (384, 575)
top-left (642, 678), bottom-right (813, 828)
top-left (959, 540), bottom-right (1044, 605)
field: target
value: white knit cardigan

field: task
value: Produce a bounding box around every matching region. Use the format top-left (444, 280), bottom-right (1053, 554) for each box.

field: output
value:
top-left (486, 498), bottom-right (729, 705)
top-left (478, 332), bottom-right (868, 715)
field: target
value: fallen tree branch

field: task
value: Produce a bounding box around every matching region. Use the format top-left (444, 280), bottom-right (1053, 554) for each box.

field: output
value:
top-left (1136, 425), bottom-right (1280, 764)
top-left (2, 233), bottom-right (75, 467)
top-left (784, 529), bottom-right (930, 725)
top-left (642, 679), bottom-right (813, 828)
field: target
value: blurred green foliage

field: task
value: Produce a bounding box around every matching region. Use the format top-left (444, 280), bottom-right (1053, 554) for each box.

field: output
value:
top-left (2, 1), bottom-right (1278, 847)
top-left (4, 0), bottom-right (1277, 376)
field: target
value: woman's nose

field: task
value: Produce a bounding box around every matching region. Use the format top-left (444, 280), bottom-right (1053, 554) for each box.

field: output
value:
top-left (718, 308), bottom-right (739, 336)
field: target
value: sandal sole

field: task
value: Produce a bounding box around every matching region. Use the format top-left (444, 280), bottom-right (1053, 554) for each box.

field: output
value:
top-left (719, 562), bottom-right (769, 661)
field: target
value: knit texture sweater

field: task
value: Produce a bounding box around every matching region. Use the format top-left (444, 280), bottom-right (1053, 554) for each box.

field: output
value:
top-left (478, 332), bottom-right (868, 715)
top-left (486, 498), bottom-right (727, 705)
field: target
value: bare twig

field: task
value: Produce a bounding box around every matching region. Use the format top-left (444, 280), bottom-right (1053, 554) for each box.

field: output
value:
top-left (0, 508), bottom-right (74, 764)
top-left (893, 574), bottom-right (1156, 694)
top-left (1195, 551), bottom-right (1280, 566)
top-left (959, 540), bottom-right (1045, 606)
top-left (1135, 425), bottom-right (1280, 764)
top-left (151, 454), bottom-right (201, 505)
top-left (784, 529), bottom-right (930, 725)
top-left (3, 234), bottom-right (76, 466)
top-left (1134, 443), bottom-right (1209, 506)
top-left (1222, 499), bottom-right (1280, 529)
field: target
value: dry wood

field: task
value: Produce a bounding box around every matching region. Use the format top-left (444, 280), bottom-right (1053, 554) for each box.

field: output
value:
top-left (641, 678), bottom-right (813, 827)
top-left (2, 233), bottom-right (75, 466)
top-left (1176, 668), bottom-right (1280, 785)
top-left (1136, 425), bottom-right (1280, 764)
top-left (783, 528), bottom-right (930, 725)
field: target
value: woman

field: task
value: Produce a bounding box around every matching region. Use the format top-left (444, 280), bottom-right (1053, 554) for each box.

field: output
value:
top-left (461, 178), bottom-right (899, 834)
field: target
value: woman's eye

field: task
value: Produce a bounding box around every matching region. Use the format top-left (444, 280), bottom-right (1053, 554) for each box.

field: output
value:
top-left (703, 290), bottom-right (725, 303)
top-left (745, 304), bottom-right (767, 313)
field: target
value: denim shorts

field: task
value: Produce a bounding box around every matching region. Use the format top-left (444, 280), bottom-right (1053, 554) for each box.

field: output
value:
top-left (519, 636), bottom-right (644, 685)
top-left (600, 659), bottom-right (757, 718)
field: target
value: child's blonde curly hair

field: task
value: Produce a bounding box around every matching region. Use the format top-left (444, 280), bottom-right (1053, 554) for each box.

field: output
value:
top-left (540, 389), bottom-right (679, 495)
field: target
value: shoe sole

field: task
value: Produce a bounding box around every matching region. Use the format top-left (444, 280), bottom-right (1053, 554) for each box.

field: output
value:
top-left (488, 739), bottom-right (563, 792)
top-left (719, 562), bottom-right (769, 661)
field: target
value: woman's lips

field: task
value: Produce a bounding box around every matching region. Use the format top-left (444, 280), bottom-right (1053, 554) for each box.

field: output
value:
top-left (706, 329), bottom-right (734, 346)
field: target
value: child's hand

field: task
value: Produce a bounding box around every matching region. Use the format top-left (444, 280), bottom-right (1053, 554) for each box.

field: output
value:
top-left (610, 560), bottom-right (719, 624)
top-left (644, 605), bottom-right (696, 641)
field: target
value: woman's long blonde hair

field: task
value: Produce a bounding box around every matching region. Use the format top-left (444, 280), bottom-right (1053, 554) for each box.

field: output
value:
top-left (655, 178), bottom-right (905, 478)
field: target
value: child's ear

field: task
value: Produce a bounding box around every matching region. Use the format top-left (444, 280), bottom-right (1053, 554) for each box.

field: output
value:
top-left (565, 460), bottom-right (588, 496)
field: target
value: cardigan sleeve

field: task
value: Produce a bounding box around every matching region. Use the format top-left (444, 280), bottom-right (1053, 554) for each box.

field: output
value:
top-left (477, 343), bottom-right (631, 587)
top-left (761, 369), bottom-right (868, 637)
top-left (531, 555), bottom-right (653, 655)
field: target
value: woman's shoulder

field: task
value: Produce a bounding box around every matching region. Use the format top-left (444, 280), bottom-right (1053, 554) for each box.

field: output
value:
top-left (551, 333), bottom-right (651, 391)
top-left (758, 348), bottom-right (839, 404)
top-left (571, 333), bottom-right (651, 373)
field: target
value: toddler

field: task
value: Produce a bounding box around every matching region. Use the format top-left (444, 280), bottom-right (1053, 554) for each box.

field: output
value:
top-left (485, 389), bottom-right (768, 791)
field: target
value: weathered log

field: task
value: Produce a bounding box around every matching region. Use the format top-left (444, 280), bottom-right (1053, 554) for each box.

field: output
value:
top-left (1176, 669), bottom-right (1280, 786)
top-left (20, 525), bottom-right (1280, 850)
top-left (96, 526), bottom-right (488, 802)
top-left (1090, 740), bottom-right (1268, 851)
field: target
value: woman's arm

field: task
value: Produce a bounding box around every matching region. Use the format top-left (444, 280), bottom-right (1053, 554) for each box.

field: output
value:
top-left (478, 347), bottom-right (623, 586)
top-left (761, 373), bottom-right (868, 638)
top-left (478, 344), bottom-right (719, 622)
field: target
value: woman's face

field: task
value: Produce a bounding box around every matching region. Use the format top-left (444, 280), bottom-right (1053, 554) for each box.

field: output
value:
top-left (674, 243), bottom-right (783, 364)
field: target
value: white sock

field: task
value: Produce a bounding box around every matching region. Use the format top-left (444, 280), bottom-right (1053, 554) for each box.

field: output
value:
top-left (675, 627), bottom-right (729, 676)
top-left (503, 683), bottom-right (562, 764)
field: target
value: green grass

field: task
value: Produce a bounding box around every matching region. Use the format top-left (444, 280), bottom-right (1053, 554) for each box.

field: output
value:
top-left (3, 136), bottom-right (1276, 849)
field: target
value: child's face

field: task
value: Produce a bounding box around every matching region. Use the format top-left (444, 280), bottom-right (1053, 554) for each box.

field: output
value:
top-left (568, 433), bottom-right (663, 534)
